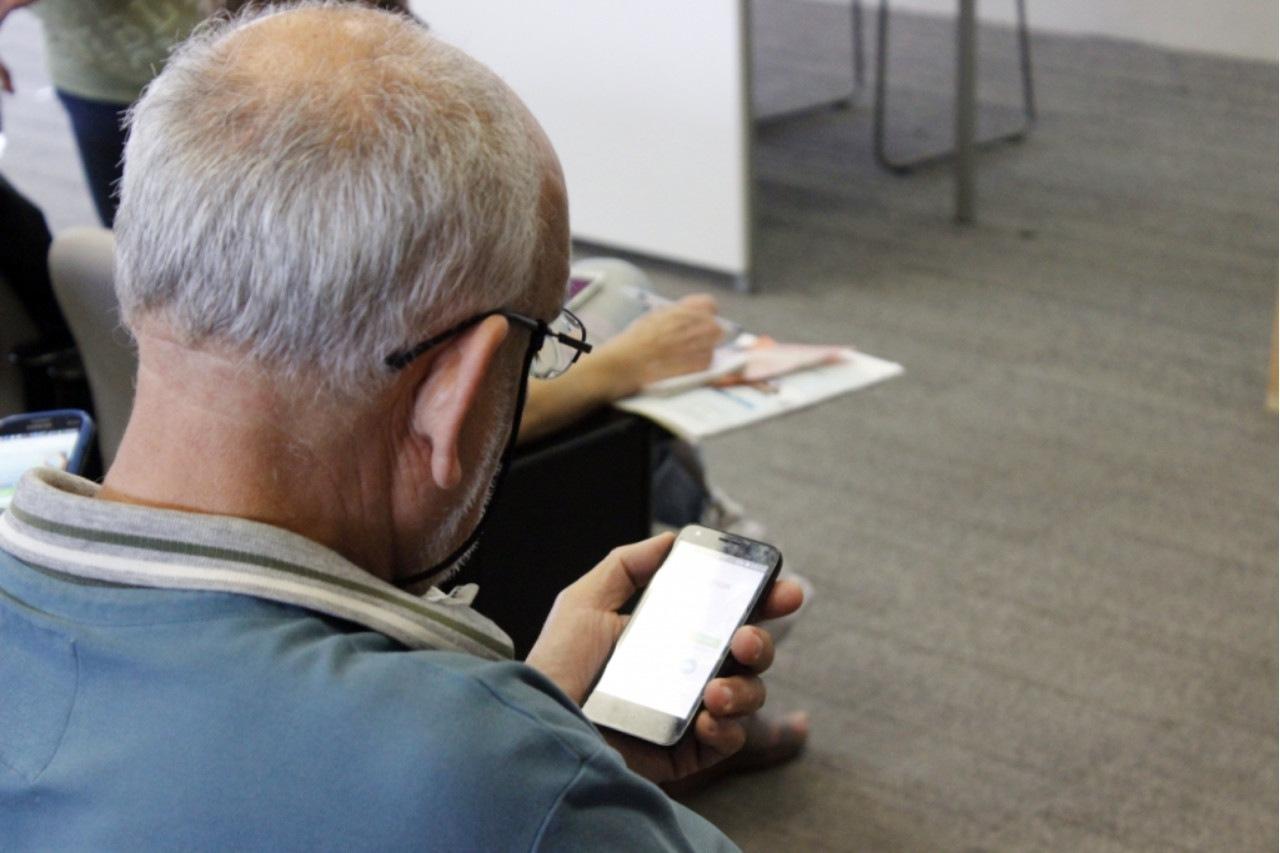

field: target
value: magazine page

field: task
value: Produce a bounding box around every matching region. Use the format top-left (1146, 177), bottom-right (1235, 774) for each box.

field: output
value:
top-left (615, 349), bottom-right (903, 442)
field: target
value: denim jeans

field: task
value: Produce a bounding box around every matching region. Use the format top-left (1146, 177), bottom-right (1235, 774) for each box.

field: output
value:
top-left (650, 434), bottom-right (711, 527)
top-left (56, 90), bottom-right (130, 228)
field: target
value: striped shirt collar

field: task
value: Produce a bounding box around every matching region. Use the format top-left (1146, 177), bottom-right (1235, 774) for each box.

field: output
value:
top-left (0, 467), bottom-right (513, 660)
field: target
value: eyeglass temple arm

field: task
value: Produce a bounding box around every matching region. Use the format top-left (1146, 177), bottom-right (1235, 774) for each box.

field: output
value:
top-left (554, 331), bottom-right (593, 355)
top-left (506, 312), bottom-right (594, 356)
top-left (386, 310), bottom-right (592, 371)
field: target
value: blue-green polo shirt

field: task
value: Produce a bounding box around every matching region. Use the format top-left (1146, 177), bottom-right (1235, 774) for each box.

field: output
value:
top-left (0, 468), bottom-right (736, 850)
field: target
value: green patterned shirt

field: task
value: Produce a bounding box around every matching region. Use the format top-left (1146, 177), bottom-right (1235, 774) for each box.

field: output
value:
top-left (33, 0), bottom-right (202, 104)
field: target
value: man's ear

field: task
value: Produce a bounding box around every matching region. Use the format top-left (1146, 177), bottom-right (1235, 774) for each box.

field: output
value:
top-left (409, 316), bottom-right (511, 490)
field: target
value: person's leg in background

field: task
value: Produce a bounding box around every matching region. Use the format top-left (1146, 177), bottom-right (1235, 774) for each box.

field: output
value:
top-left (55, 91), bottom-right (129, 228)
top-left (650, 434), bottom-right (713, 529)
top-left (0, 174), bottom-right (93, 415)
top-left (652, 435), bottom-right (773, 541)
top-left (0, 173), bottom-right (71, 348)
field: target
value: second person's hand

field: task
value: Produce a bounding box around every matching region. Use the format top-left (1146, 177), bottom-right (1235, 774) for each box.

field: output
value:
top-left (595, 295), bottom-right (724, 396)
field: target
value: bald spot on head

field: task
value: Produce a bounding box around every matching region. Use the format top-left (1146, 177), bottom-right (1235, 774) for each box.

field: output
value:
top-left (217, 3), bottom-right (569, 313)
top-left (229, 4), bottom-right (390, 68)
top-left (197, 6), bottom-right (431, 156)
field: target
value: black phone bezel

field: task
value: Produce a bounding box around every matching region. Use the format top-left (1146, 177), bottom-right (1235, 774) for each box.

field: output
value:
top-left (0, 409), bottom-right (97, 479)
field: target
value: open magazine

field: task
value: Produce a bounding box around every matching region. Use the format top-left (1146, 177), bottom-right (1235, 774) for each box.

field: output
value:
top-left (568, 275), bottom-right (904, 442)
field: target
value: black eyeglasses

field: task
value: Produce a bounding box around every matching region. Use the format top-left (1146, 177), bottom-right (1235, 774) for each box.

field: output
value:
top-left (387, 306), bottom-right (591, 590)
top-left (384, 307), bottom-right (592, 378)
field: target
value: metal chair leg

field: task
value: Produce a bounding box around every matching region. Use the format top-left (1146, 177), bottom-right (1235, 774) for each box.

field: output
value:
top-left (955, 0), bottom-right (977, 222)
top-left (873, 0), bottom-right (1036, 175)
top-left (852, 1), bottom-right (866, 90)
top-left (756, 0), bottom-right (868, 126)
top-left (1016, 0), bottom-right (1036, 121)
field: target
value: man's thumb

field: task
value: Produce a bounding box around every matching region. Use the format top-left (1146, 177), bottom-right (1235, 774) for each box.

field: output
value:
top-left (569, 532), bottom-right (675, 610)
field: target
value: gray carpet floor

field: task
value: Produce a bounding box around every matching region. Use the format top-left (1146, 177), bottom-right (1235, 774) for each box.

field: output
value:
top-left (2, 2), bottom-right (1277, 850)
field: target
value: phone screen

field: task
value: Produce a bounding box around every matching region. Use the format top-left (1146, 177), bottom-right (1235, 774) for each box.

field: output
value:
top-left (0, 428), bottom-right (82, 510)
top-left (592, 540), bottom-right (772, 719)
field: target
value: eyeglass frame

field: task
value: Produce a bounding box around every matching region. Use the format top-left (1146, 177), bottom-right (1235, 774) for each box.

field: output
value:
top-left (385, 305), bottom-right (591, 589)
top-left (384, 307), bottom-right (592, 375)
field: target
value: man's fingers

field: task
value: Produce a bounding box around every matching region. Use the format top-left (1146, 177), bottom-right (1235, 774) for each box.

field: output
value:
top-left (692, 711), bottom-right (746, 759)
top-left (755, 578), bottom-right (805, 622)
top-left (677, 293), bottom-right (718, 315)
top-left (704, 674), bottom-right (767, 717)
top-left (564, 532), bottom-right (674, 610)
top-left (728, 625), bottom-right (774, 673)
top-left (697, 321), bottom-right (724, 345)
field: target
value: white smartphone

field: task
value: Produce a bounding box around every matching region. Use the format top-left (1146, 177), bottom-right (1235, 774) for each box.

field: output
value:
top-left (583, 525), bottom-right (782, 746)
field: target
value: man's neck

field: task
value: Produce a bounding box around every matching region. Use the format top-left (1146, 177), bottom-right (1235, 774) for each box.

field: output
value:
top-left (100, 333), bottom-right (404, 581)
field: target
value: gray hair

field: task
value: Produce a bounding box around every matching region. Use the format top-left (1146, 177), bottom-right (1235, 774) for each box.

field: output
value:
top-left (115, 2), bottom-right (545, 397)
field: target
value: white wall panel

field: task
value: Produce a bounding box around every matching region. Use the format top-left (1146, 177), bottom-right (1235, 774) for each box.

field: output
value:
top-left (415, 1), bottom-right (752, 277)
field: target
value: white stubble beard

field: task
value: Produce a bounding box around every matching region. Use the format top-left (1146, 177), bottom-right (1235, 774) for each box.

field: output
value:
top-left (405, 396), bottom-right (515, 590)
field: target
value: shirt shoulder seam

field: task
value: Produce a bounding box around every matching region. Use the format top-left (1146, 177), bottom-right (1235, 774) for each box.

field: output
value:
top-left (466, 667), bottom-right (597, 763)
top-left (528, 750), bottom-right (593, 852)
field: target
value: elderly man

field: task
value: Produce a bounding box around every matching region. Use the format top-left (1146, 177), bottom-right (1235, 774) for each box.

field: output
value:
top-left (0, 3), bottom-right (802, 849)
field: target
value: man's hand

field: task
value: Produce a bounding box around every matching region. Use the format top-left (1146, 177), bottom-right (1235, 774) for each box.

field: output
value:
top-left (526, 533), bottom-right (806, 785)
top-left (526, 535), bottom-right (673, 707)
top-left (595, 295), bottom-right (724, 397)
